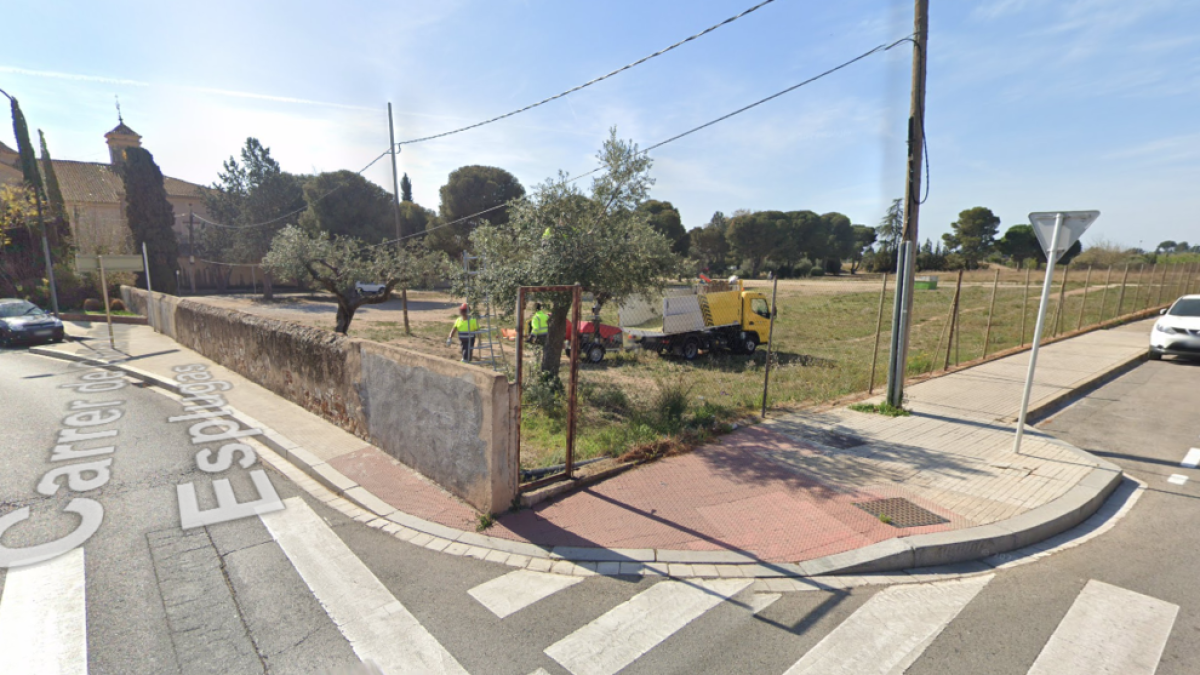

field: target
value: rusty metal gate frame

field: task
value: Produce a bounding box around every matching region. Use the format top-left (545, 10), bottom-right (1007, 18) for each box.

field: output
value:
top-left (516, 284), bottom-right (582, 492)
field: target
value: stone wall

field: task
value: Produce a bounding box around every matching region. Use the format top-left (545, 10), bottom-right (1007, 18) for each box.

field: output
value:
top-left (121, 286), bottom-right (518, 513)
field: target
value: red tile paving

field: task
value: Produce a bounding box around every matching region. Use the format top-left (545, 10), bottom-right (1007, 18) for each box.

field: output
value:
top-left (328, 448), bottom-right (479, 531)
top-left (329, 425), bottom-right (969, 563)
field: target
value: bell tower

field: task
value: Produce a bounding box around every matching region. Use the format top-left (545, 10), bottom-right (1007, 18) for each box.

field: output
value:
top-left (105, 104), bottom-right (142, 166)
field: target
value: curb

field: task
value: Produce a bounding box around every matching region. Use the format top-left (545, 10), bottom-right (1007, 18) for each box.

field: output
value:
top-left (1003, 349), bottom-right (1148, 425)
top-left (29, 344), bottom-right (1128, 581)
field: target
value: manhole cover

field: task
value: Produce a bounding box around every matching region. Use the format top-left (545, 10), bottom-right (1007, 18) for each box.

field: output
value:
top-left (854, 498), bottom-right (949, 528)
top-left (807, 428), bottom-right (867, 450)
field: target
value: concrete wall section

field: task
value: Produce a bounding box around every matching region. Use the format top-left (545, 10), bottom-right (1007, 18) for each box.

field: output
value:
top-left (121, 286), bottom-right (518, 513)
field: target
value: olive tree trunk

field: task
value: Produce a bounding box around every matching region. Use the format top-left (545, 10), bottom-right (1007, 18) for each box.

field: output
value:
top-left (538, 302), bottom-right (571, 378)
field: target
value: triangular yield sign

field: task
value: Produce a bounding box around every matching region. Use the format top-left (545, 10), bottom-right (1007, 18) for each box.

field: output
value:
top-left (1029, 211), bottom-right (1099, 262)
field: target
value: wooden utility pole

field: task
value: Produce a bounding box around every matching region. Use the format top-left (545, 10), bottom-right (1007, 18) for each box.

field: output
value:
top-left (884, 0), bottom-right (929, 407)
top-left (387, 102), bottom-right (412, 336)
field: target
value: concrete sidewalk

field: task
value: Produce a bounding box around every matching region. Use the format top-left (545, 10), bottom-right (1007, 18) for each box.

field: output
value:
top-left (32, 318), bottom-right (1151, 577)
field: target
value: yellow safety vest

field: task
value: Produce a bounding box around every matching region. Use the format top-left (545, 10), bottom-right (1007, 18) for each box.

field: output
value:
top-left (454, 317), bottom-right (478, 334)
top-left (530, 311), bottom-right (549, 335)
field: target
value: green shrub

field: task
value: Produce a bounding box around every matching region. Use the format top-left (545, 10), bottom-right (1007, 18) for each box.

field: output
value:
top-left (524, 371), bottom-right (564, 412)
top-left (83, 298), bottom-right (102, 312)
top-left (649, 372), bottom-right (695, 433)
top-left (809, 267), bottom-right (825, 277)
top-left (795, 258), bottom-right (814, 278)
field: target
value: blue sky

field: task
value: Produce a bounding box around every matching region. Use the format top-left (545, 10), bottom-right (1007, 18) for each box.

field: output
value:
top-left (3, 0), bottom-right (1198, 250)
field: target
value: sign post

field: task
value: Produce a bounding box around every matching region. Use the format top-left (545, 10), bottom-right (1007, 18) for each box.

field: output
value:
top-left (75, 254), bottom-right (142, 350)
top-left (1013, 210), bottom-right (1098, 454)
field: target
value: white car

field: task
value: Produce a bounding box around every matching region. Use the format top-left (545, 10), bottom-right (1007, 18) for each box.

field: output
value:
top-left (355, 282), bottom-right (386, 295)
top-left (1150, 294), bottom-right (1200, 361)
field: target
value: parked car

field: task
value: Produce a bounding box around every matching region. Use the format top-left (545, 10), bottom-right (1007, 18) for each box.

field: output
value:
top-left (355, 282), bottom-right (386, 295)
top-left (0, 299), bottom-right (65, 347)
top-left (1150, 294), bottom-right (1200, 361)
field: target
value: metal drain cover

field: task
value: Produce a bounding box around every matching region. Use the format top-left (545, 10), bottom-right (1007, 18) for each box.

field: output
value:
top-left (854, 498), bottom-right (949, 528)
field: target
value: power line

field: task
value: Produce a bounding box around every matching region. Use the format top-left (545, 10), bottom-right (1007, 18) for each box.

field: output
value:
top-left (393, 0), bottom-right (781, 147)
top-left (378, 35), bottom-right (909, 248)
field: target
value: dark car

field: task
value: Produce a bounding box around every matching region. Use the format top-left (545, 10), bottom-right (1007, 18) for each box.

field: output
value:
top-left (0, 299), bottom-right (65, 347)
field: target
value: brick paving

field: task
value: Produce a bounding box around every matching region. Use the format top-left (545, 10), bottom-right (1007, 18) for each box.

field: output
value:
top-left (47, 317), bottom-right (1153, 564)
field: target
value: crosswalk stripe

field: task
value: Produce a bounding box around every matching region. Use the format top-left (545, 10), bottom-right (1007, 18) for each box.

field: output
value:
top-left (469, 569), bottom-right (584, 619)
top-left (544, 578), bottom-right (753, 675)
top-left (1027, 580), bottom-right (1178, 675)
top-left (1182, 448), bottom-right (1200, 468)
top-left (261, 497), bottom-right (468, 675)
top-left (0, 548), bottom-right (88, 675)
top-left (783, 574), bottom-right (993, 675)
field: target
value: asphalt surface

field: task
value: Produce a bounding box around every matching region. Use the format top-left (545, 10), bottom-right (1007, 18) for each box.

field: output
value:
top-left (2, 342), bottom-right (1199, 674)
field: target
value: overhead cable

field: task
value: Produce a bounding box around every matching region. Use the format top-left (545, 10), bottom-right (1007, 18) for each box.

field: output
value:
top-left (393, 0), bottom-right (781, 147)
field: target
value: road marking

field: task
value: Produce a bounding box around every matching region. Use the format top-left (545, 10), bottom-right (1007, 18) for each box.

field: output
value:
top-left (469, 569), bottom-right (584, 619)
top-left (749, 592), bottom-right (782, 615)
top-left (1027, 579), bottom-right (1178, 675)
top-left (1182, 448), bottom-right (1200, 468)
top-left (0, 548), bottom-right (87, 675)
top-left (783, 574), bottom-right (992, 675)
top-left (261, 497), bottom-right (468, 675)
top-left (544, 578), bottom-right (753, 675)
top-left (1168, 474), bottom-right (1188, 485)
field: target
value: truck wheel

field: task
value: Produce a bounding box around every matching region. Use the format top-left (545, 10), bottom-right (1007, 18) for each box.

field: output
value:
top-left (586, 344), bottom-right (606, 364)
top-left (741, 334), bottom-right (759, 355)
top-left (682, 338), bottom-right (700, 361)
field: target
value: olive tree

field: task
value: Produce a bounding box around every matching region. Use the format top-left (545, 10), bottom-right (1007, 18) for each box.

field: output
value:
top-left (469, 130), bottom-right (679, 377)
top-left (263, 225), bottom-right (449, 334)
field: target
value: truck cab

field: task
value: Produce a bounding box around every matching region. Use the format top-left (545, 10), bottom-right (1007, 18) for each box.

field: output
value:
top-left (739, 291), bottom-right (772, 354)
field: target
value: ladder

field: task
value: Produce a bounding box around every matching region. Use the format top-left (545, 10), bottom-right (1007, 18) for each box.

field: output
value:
top-left (462, 252), bottom-right (506, 373)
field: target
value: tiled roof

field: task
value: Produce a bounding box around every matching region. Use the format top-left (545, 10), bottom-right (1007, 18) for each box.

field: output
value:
top-left (0, 140), bottom-right (15, 155)
top-left (50, 159), bottom-right (209, 204)
top-left (106, 122), bottom-right (140, 138)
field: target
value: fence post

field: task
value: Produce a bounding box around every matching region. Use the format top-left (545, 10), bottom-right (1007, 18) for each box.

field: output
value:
top-left (867, 273), bottom-right (889, 395)
top-left (943, 270), bottom-right (964, 371)
top-left (982, 268), bottom-right (1000, 358)
top-left (1075, 266), bottom-right (1092, 331)
top-left (1097, 266), bottom-right (1114, 324)
top-left (1115, 263), bottom-right (1130, 317)
top-left (1141, 264), bottom-right (1155, 309)
top-left (1052, 264), bottom-right (1070, 337)
top-left (1130, 264), bottom-right (1145, 312)
top-left (761, 275), bottom-right (780, 416)
top-left (1020, 266), bottom-right (1032, 346)
top-left (1155, 263), bottom-right (1169, 306)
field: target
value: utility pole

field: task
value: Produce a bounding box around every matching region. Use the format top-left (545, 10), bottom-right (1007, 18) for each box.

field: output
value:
top-left (387, 102), bottom-right (412, 335)
top-left (188, 205), bottom-right (196, 294)
top-left (885, 0), bottom-right (929, 408)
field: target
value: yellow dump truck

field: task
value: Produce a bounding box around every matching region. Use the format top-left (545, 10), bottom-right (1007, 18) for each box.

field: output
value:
top-left (618, 280), bottom-right (773, 360)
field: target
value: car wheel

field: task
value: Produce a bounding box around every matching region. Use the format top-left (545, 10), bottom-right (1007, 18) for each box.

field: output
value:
top-left (586, 344), bottom-right (606, 364)
top-left (742, 334), bottom-right (759, 355)
top-left (1148, 349), bottom-right (1163, 361)
top-left (682, 338), bottom-right (700, 361)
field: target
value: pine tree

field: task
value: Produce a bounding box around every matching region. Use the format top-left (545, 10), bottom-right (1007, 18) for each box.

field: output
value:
top-left (120, 147), bottom-right (179, 294)
top-left (400, 173), bottom-right (413, 202)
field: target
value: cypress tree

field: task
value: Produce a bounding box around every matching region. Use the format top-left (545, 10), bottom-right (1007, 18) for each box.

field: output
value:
top-left (9, 97), bottom-right (43, 201)
top-left (400, 173), bottom-right (412, 202)
top-left (120, 147), bottom-right (179, 294)
top-left (38, 129), bottom-right (71, 254)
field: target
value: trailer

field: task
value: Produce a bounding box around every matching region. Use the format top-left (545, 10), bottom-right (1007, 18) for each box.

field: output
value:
top-left (618, 280), bottom-right (773, 360)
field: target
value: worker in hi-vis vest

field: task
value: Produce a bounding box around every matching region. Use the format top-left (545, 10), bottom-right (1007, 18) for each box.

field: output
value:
top-left (446, 303), bottom-right (479, 362)
top-left (527, 302), bottom-right (550, 345)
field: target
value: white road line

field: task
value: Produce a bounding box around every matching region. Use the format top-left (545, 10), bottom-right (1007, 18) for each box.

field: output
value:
top-left (1168, 474), bottom-right (1188, 485)
top-left (749, 592), bottom-right (782, 615)
top-left (783, 574), bottom-right (993, 675)
top-left (261, 497), bottom-right (468, 675)
top-left (0, 548), bottom-right (87, 675)
top-left (544, 578), bottom-right (753, 675)
top-left (1027, 579), bottom-right (1178, 675)
top-left (469, 569), bottom-right (584, 619)
top-left (1182, 448), bottom-right (1200, 468)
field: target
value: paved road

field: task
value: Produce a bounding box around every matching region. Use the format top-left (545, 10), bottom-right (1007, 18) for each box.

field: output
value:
top-left (2, 345), bottom-right (1198, 674)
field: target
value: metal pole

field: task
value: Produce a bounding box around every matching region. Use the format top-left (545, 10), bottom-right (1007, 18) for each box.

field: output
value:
top-left (1075, 266), bottom-right (1092, 331)
top-left (1014, 214), bottom-right (1062, 454)
top-left (565, 285), bottom-right (582, 480)
top-left (885, 0), bottom-right (928, 407)
top-left (982, 268), bottom-right (1000, 358)
top-left (943, 269), bottom-right (963, 371)
top-left (98, 255), bottom-right (115, 349)
top-left (141, 241), bottom-right (153, 293)
top-left (188, 206), bottom-right (197, 295)
top-left (387, 103), bottom-right (412, 337)
top-left (1052, 264), bottom-right (1069, 337)
top-left (886, 241), bottom-right (914, 405)
top-left (761, 275), bottom-right (780, 415)
top-left (41, 233), bottom-right (60, 317)
top-left (515, 289), bottom-right (526, 477)
top-left (1116, 263), bottom-right (1131, 317)
top-left (1019, 266), bottom-right (1031, 346)
top-left (1097, 266), bottom-right (1113, 323)
top-left (867, 273), bottom-right (889, 394)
